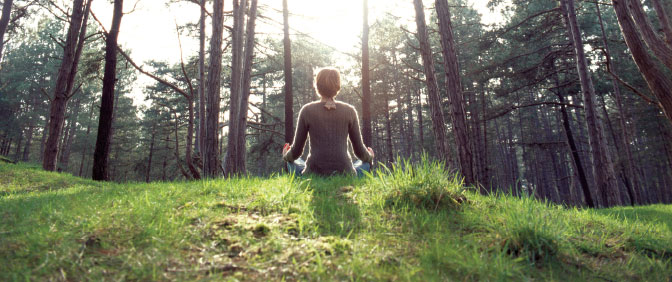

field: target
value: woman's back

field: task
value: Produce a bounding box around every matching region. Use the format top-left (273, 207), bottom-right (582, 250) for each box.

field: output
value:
top-left (284, 100), bottom-right (372, 175)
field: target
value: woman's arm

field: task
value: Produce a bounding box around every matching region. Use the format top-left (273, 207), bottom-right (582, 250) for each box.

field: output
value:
top-left (348, 106), bottom-right (373, 163)
top-left (283, 107), bottom-right (309, 162)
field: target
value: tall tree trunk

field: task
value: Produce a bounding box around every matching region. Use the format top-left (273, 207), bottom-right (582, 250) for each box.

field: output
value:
top-left (186, 97), bottom-right (200, 178)
top-left (78, 100), bottom-right (95, 177)
top-left (173, 110), bottom-right (190, 179)
top-left (283, 0), bottom-right (294, 144)
top-left (223, 0), bottom-right (246, 175)
top-left (58, 98), bottom-right (81, 172)
top-left (416, 87), bottom-right (424, 153)
top-left (92, 0), bottom-right (123, 181)
top-left (231, 0), bottom-right (259, 174)
top-left (596, 2), bottom-right (641, 205)
top-left (204, 0), bottom-right (224, 177)
top-left (0, 0), bottom-right (13, 60)
top-left (554, 84), bottom-right (594, 207)
top-left (412, 0), bottom-right (451, 165)
top-left (435, 0), bottom-right (474, 185)
top-left (198, 0), bottom-right (206, 167)
top-left (42, 0), bottom-right (87, 171)
top-left (563, 0), bottom-right (621, 207)
top-left (13, 129), bottom-right (23, 161)
top-left (406, 79), bottom-right (414, 158)
top-left (612, 0), bottom-right (672, 123)
top-left (146, 129), bottom-right (155, 183)
top-left (39, 115), bottom-right (49, 161)
top-left (384, 91), bottom-right (393, 163)
top-left (361, 0), bottom-right (372, 146)
top-left (22, 126), bottom-right (34, 162)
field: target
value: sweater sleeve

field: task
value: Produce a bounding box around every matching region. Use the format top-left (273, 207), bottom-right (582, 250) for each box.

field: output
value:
top-left (348, 106), bottom-right (373, 163)
top-left (283, 106), bottom-right (309, 162)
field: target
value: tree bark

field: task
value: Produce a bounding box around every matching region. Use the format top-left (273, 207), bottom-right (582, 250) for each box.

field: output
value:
top-left (22, 126), bottom-right (33, 162)
top-left (283, 0), bottom-right (294, 144)
top-left (231, 0), bottom-right (259, 174)
top-left (204, 0), bottom-right (224, 177)
top-left (198, 0), bottom-right (206, 167)
top-left (563, 0), bottom-right (622, 207)
top-left (612, 0), bottom-right (672, 122)
top-left (0, 0), bottom-right (13, 59)
top-left (435, 0), bottom-right (474, 185)
top-left (42, 0), bottom-right (87, 171)
top-left (596, 2), bottom-right (641, 205)
top-left (92, 0), bottom-right (123, 181)
top-left (146, 129), bottom-right (155, 183)
top-left (361, 0), bottom-right (373, 147)
top-left (223, 0), bottom-right (246, 175)
top-left (412, 0), bottom-right (451, 165)
top-left (58, 98), bottom-right (81, 172)
top-left (78, 100), bottom-right (95, 177)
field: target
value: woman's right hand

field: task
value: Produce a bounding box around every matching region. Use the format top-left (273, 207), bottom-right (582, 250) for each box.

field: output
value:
top-left (367, 147), bottom-right (375, 159)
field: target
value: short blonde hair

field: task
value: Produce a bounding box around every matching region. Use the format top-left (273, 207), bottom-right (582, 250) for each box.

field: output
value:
top-left (314, 68), bottom-right (341, 98)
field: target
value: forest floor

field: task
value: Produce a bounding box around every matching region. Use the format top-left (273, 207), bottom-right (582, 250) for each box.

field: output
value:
top-left (1, 161), bottom-right (672, 281)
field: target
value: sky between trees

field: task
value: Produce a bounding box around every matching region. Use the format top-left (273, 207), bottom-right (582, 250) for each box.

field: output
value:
top-left (83, 0), bottom-right (503, 106)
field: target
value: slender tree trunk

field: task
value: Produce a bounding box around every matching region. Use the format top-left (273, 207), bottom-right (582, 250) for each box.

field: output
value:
top-left (223, 0), bottom-right (246, 175)
top-left (92, 0), bottom-right (123, 181)
top-left (39, 115), bottom-right (49, 162)
top-left (186, 97), bottom-right (200, 178)
top-left (146, 130), bottom-right (155, 183)
top-left (231, 0), bottom-right (259, 174)
top-left (413, 0), bottom-right (451, 165)
top-left (417, 87), bottom-right (424, 153)
top-left (78, 100), bottom-right (95, 177)
top-left (198, 0), bottom-right (206, 167)
top-left (384, 91), bottom-right (393, 163)
top-left (361, 0), bottom-right (372, 146)
top-left (435, 0), bottom-right (474, 184)
top-left (22, 126), bottom-right (33, 162)
top-left (43, 0), bottom-right (87, 171)
top-left (406, 79), bottom-right (414, 158)
top-left (283, 0), bottom-right (294, 144)
top-left (564, 0), bottom-right (621, 206)
top-left (597, 2), bottom-right (641, 204)
top-left (0, 0), bottom-right (13, 59)
top-left (612, 0), bottom-right (672, 123)
top-left (58, 98), bottom-right (81, 172)
top-left (173, 111), bottom-right (190, 179)
top-left (204, 0), bottom-right (224, 177)
top-left (13, 129), bottom-right (23, 161)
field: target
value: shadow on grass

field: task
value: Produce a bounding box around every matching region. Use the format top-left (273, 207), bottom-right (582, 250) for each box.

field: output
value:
top-left (595, 205), bottom-right (672, 232)
top-left (307, 176), bottom-right (362, 238)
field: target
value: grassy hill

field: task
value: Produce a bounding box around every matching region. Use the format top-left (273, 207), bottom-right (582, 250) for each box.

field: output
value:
top-left (1, 161), bottom-right (671, 281)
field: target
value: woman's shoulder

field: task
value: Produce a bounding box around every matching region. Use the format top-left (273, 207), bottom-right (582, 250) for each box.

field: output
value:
top-left (335, 101), bottom-right (357, 112)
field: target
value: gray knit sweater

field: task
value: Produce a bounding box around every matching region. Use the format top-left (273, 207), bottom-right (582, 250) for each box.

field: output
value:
top-left (283, 101), bottom-right (373, 176)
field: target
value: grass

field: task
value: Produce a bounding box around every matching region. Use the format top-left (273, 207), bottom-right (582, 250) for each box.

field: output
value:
top-left (1, 160), bottom-right (671, 281)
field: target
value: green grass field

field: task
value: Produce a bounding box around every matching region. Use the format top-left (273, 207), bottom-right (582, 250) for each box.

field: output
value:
top-left (1, 160), bottom-right (671, 281)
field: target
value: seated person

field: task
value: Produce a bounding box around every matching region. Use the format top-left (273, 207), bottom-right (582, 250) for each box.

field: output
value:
top-left (282, 67), bottom-right (374, 177)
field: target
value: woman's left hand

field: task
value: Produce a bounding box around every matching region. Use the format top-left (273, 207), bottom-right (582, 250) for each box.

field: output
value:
top-left (282, 143), bottom-right (291, 156)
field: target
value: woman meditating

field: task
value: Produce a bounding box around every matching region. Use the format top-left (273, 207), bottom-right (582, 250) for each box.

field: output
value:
top-left (282, 67), bottom-right (375, 177)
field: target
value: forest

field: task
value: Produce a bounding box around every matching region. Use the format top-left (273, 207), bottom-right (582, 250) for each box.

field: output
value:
top-left (2, 0), bottom-right (672, 280)
top-left (2, 0), bottom-right (672, 206)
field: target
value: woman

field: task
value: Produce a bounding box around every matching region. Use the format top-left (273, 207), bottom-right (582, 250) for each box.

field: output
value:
top-left (282, 67), bottom-right (374, 177)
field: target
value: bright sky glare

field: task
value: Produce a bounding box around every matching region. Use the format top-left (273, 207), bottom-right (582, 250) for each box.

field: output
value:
top-left (89, 0), bottom-right (503, 105)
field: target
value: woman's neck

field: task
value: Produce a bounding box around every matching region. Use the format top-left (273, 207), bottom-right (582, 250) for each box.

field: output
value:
top-left (320, 97), bottom-right (333, 103)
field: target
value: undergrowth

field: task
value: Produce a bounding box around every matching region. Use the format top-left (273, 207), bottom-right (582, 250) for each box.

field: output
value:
top-left (1, 160), bottom-right (671, 281)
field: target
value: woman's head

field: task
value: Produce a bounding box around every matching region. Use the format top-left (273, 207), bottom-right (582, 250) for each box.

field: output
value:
top-left (314, 68), bottom-right (341, 98)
